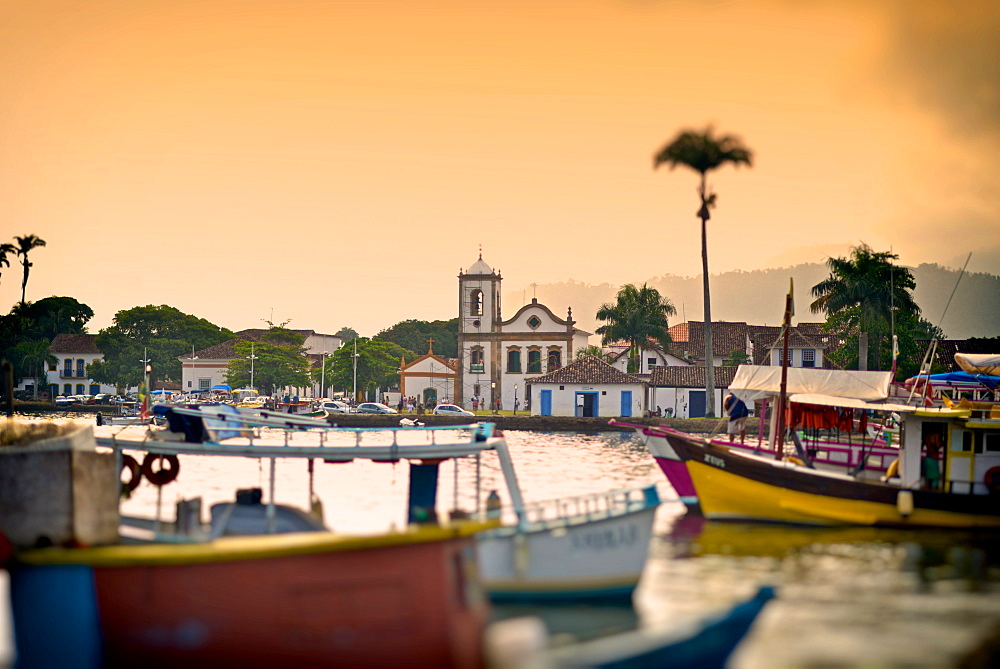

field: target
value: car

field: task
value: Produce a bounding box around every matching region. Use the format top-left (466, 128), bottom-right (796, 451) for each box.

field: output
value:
top-left (54, 395), bottom-right (74, 406)
top-left (433, 403), bottom-right (474, 416)
top-left (355, 402), bottom-right (397, 414)
top-left (318, 401), bottom-right (352, 414)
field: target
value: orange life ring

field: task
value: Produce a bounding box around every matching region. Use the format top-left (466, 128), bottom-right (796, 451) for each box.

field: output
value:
top-left (120, 454), bottom-right (142, 494)
top-left (984, 467), bottom-right (1000, 495)
top-left (141, 453), bottom-right (180, 486)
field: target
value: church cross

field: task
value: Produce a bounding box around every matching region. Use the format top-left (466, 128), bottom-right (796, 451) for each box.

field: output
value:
top-left (426, 337), bottom-right (435, 354)
top-left (530, 282), bottom-right (539, 299)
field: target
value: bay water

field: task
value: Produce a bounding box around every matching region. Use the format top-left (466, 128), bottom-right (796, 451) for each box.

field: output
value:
top-left (3, 417), bottom-right (999, 666)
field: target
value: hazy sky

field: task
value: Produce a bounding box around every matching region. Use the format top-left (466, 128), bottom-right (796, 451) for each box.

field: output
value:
top-left (2, 0), bottom-right (998, 338)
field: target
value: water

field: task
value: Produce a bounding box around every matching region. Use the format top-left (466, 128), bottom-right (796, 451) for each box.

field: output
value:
top-left (3, 417), bottom-right (1000, 666)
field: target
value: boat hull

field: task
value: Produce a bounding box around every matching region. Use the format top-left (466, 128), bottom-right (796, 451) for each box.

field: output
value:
top-left (11, 529), bottom-right (488, 668)
top-left (476, 502), bottom-right (658, 602)
top-left (665, 432), bottom-right (1000, 529)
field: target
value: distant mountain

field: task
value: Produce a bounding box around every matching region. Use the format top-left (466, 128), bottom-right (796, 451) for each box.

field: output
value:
top-left (506, 263), bottom-right (999, 341)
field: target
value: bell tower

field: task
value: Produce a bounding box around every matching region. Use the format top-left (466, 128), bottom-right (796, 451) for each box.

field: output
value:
top-left (458, 253), bottom-right (501, 334)
top-left (457, 253), bottom-right (502, 407)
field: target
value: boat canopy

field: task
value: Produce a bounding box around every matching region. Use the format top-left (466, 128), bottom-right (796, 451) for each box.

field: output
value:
top-left (906, 371), bottom-right (1000, 390)
top-left (729, 365), bottom-right (892, 402)
top-left (955, 353), bottom-right (1000, 377)
top-left (789, 393), bottom-right (918, 413)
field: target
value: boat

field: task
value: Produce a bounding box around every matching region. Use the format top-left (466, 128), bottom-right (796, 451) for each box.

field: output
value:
top-left (658, 371), bottom-right (1000, 528)
top-left (486, 584), bottom-right (775, 668)
top-left (475, 484), bottom-right (661, 603)
top-left (5, 415), bottom-right (512, 667)
top-left (613, 370), bottom-right (904, 508)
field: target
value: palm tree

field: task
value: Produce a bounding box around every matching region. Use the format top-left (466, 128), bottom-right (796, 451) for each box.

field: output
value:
top-left (13, 338), bottom-right (57, 400)
top-left (596, 284), bottom-right (676, 373)
top-left (810, 243), bottom-right (919, 371)
top-left (0, 242), bottom-right (17, 286)
top-left (15, 234), bottom-right (47, 304)
top-left (654, 127), bottom-right (752, 417)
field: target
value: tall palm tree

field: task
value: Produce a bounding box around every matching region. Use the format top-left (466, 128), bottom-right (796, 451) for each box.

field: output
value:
top-left (810, 243), bottom-right (918, 370)
top-left (15, 234), bottom-right (47, 304)
top-left (654, 127), bottom-right (753, 417)
top-left (596, 284), bottom-right (676, 373)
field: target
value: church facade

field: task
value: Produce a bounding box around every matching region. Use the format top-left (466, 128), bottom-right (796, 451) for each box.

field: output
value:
top-left (455, 256), bottom-right (590, 411)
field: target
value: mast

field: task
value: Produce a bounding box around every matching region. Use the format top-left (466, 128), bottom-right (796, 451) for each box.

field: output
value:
top-left (775, 280), bottom-right (793, 459)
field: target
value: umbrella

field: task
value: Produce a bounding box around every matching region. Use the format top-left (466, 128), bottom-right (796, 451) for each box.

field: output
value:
top-left (151, 390), bottom-right (174, 395)
top-left (233, 388), bottom-right (259, 394)
top-left (211, 384), bottom-right (232, 392)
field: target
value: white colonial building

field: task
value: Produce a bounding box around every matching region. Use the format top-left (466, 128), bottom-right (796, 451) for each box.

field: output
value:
top-left (43, 334), bottom-right (116, 398)
top-left (527, 356), bottom-right (646, 417)
top-left (398, 343), bottom-right (459, 407)
top-left (455, 255), bottom-right (590, 411)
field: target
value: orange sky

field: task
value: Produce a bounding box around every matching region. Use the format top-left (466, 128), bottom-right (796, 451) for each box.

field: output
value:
top-left (2, 0), bottom-right (998, 337)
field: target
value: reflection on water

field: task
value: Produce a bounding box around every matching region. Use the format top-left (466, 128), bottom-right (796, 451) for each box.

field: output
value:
top-left (3, 417), bottom-right (1000, 666)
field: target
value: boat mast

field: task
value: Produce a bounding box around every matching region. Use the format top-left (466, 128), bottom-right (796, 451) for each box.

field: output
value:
top-left (775, 280), bottom-right (793, 459)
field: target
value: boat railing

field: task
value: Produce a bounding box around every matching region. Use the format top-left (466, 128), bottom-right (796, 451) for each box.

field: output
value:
top-left (489, 484), bottom-right (660, 530)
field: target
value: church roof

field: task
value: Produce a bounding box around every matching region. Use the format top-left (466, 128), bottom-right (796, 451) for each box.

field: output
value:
top-left (465, 256), bottom-right (494, 275)
top-left (526, 355), bottom-right (645, 385)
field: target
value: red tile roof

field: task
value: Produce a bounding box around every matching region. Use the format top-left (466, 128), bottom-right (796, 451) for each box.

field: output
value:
top-left (526, 355), bottom-right (645, 385)
top-left (650, 365), bottom-right (739, 388)
top-left (49, 333), bottom-right (100, 354)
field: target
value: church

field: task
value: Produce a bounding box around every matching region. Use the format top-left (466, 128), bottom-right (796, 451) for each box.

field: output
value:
top-left (455, 255), bottom-right (590, 411)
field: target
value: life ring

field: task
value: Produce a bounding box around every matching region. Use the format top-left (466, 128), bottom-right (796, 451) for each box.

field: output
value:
top-left (783, 456), bottom-right (804, 466)
top-left (120, 454), bottom-right (142, 495)
top-left (984, 467), bottom-right (1000, 495)
top-left (141, 453), bottom-right (180, 486)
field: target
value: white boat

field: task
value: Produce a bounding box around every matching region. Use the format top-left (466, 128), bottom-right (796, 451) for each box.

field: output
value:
top-left (476, 484), bottom-right (660, 602)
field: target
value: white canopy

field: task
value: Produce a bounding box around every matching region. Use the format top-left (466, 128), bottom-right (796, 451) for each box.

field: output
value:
top-left (788, 393), bottom-right (917, 413)
top-left (729, 365), bottom-right (892, 402)
top-left (955, 353), bottom-right (1000, 376)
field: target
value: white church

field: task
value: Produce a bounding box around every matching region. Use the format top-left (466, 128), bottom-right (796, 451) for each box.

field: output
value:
top-left (455, 255), bottom-right (591, 411)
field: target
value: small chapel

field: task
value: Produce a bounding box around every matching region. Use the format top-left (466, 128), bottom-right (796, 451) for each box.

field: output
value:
top-left (456, 255), bottom-right (591, 411)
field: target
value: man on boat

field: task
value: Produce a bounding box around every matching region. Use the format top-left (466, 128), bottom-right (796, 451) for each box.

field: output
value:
top-left (723, 392), bottom-right (751, 444)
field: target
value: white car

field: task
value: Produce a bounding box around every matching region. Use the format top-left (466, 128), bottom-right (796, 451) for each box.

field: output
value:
top-left (433, 403), bottom-right (474, 416)
top-left (356, 402), bottom-right (397, 414)
top-left (318, 401), bottom-right (352, 414)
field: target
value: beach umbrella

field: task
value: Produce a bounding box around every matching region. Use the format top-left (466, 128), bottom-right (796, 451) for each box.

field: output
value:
top-left (211, 384), bottom-right (232, 392)
top-left (151, 390), bottom-right (174, 395)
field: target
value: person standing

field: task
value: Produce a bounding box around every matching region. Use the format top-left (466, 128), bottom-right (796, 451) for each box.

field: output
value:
top-left (723, 392), bottom-right (750, 444)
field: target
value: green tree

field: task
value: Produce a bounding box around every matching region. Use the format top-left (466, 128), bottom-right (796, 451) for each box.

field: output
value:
top-left (575, 345), bottom-right (611, 362)
top-left (326, 338), bottom-right (416, 401)
top-left (14, 234), bottom-right (47, 304)
top-left (91, 305), bottom-right (234, 390)
top-left (654, 126), bottom-right (753, 416)
top-left (810, 244), bottom-right (920, 372)
top-left (375, 318), bottom-right (458, 359)
top-left (595, 284), bottom-right (676, 373)
top-left (335, 326), bottom-right (359, 342)
top-left (225, 327), bottom-right (310, 395)
top-left (0, 297), bottom-right (94, 389)
top-left (0, 242), bottom-right (16, 287)
top-left (723, 350), bottom-right (752, 366)
top-left (11, 338), bottom-right (57, 399)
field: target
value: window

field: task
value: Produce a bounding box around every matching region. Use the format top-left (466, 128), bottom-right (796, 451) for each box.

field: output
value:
top-left (77, 359), bottom-right (86, 377)
top-left (48, 362), bottom-right (56, 371)
top-left (470, 347), bottom-right (484, 373)
top-left (63, 358), bottom-right (72, 376)
top-left (473, 383), bottom-right (481, 396)
top-left (63, 384), bottom-right (72, 395)
top-left (527, 315), bottom-right (541, 329)
top-left (547, 349), bottom-right (561, 372)
top-left (802, 349), bottom-right (816, 368)
top-left (470, 289), bottom-right (483, 317)
top-left (507, 349), bottom-right (521, 373)
top-left (75, 384), bottom-right (84, 395)
top-left (199, 378), bottom-right (211, 390)
top-left (527, 350), bottom-right (542, 373)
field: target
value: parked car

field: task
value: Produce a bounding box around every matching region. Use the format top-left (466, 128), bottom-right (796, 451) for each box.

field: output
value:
top-left (356, 402), bottom-right (397, 414)
top-left (433, 404), bottom-right (474, 416)
top-left (318, 401), bottom-right (352, 414)
top-left (54, 396), bottom-right (74, 406)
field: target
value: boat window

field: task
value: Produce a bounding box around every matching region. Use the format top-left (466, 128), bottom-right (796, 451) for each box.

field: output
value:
top-left (961, 431), bottom-right (973, 452)
top-left (985, 432), bottom-right (1000, 453)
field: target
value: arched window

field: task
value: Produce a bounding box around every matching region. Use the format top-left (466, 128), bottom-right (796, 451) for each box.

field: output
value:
top-left (527, 349), bottom-right (542, 374)
top-left (547, 349), bottom-right (561, 372)
top-left (76, 359), bottom-right (85, 377)
top-left (63, 384), bottom-right (72, 395)
top-left (75, 384), bottom-right (85, 395)
top-left (470, 346), bottom-right (484, 373)
top-left (470, 289), bottom-right (483, 317)
top-left (507, 349), bottom-right (521, 373)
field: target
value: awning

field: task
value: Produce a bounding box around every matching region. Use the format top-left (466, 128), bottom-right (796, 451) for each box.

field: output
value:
top-left (789, 393), bottom-right (917, 413)
top-left (232, 388), bottom-right (258, 394)
top-left (211, 384), bottom-right (232, 392)
top-left (906, 371), bottom-right (1000, 390)
top-left (729, 365), bottom-right (892, 402)
top-left (955, 353), bottom-right (1000, 376)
